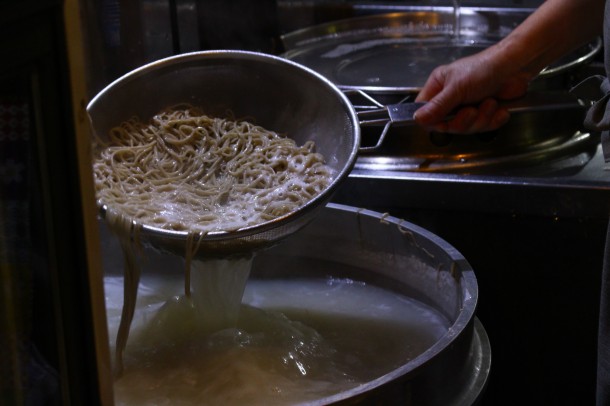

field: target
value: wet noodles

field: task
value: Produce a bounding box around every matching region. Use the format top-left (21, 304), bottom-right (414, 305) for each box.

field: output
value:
top-left (93, 105), bottom-right (334, 234)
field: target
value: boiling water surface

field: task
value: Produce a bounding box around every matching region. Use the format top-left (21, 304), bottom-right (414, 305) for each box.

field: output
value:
top-left (104, 273), bottom-right (450, 405)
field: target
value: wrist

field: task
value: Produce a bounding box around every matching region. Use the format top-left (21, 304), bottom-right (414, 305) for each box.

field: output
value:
top-left (490, 35), bottom-right (541, 83)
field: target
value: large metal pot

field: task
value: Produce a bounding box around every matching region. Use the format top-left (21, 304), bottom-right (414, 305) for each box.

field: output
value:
top-left (280, 9), bottom-right (600, 172)
top-left (99, 203), bottom-right (489, 405)
top-left (250, 203), bottom-right (489, 405)
top-left (281, 8), bottom-right (601, 93)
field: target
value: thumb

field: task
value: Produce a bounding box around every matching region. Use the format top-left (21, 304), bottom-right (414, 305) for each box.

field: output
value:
top-left (414, 89), bottom-right (461, 126)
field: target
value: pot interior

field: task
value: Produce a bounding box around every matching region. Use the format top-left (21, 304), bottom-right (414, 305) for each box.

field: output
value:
top-left (100, 203), bottom-right (479, 404)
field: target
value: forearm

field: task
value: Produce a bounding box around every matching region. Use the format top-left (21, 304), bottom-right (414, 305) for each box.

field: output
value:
top-left (492, 0), bottom-right (605, 80)
top-left (414, 0), bottom-right (606, 132)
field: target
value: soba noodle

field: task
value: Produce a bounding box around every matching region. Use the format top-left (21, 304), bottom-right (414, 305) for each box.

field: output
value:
top-left (93, 105), bottom-right (334, 234)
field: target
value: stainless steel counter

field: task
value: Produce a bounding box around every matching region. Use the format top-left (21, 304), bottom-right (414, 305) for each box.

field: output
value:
top-left (334, 141), bottom-right (610, 219)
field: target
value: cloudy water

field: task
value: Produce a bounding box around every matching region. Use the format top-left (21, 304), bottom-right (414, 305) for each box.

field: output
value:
top-left (104, 272), bottom-right (450, 405)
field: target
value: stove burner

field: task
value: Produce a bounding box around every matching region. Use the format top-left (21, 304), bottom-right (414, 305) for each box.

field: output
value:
top-left (350, 91), bottom-right (597, 174)
top-left (280, 8), bottom-right (602, 174)
top-left (356, 130), bottom-right (597, 174)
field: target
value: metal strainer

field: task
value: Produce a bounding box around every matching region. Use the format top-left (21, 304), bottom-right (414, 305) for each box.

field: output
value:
top-left (87, 50), bottom-right (361, 258)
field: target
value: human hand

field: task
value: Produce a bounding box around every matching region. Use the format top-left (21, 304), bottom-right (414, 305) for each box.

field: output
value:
top-left (413, 47), bottom-right (532, 134)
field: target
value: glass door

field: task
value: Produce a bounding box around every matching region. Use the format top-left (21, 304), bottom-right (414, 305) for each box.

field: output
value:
top-left (0, 1), bottom-right (112, 404)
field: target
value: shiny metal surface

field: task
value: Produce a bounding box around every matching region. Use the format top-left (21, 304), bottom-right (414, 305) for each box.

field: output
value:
top-left (329, 153), bottom-right (609, 405)
top-left (347, 89), bottom-right (595, 171)
top-left (98, 202), bottom-right (490, 404)
top-left (87, 50), bottom-right (361, 257)
top-left (250, 203), bottom-right (487, 405)
top-left (333, 142), bottom-right (610, 218)
top-left (354, 91), bottom-right (588, 154)
top-left (282, 8), bottom-right (601, 93)
top-left (281, 8), bottom-right (600, 170)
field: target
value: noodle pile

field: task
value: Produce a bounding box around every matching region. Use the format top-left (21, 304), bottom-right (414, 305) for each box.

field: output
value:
top-left (93, 105), bottom-right (333, 234)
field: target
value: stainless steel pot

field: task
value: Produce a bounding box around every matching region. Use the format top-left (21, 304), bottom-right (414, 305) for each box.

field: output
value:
top-left (281, 8), bottom-right (601, 93)
top-left (280, 9), bottom-right (601, 172)
top-left (251, 203), bottom-right (489, 405)
top-left (99, 203), bottom-right (489, 405)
